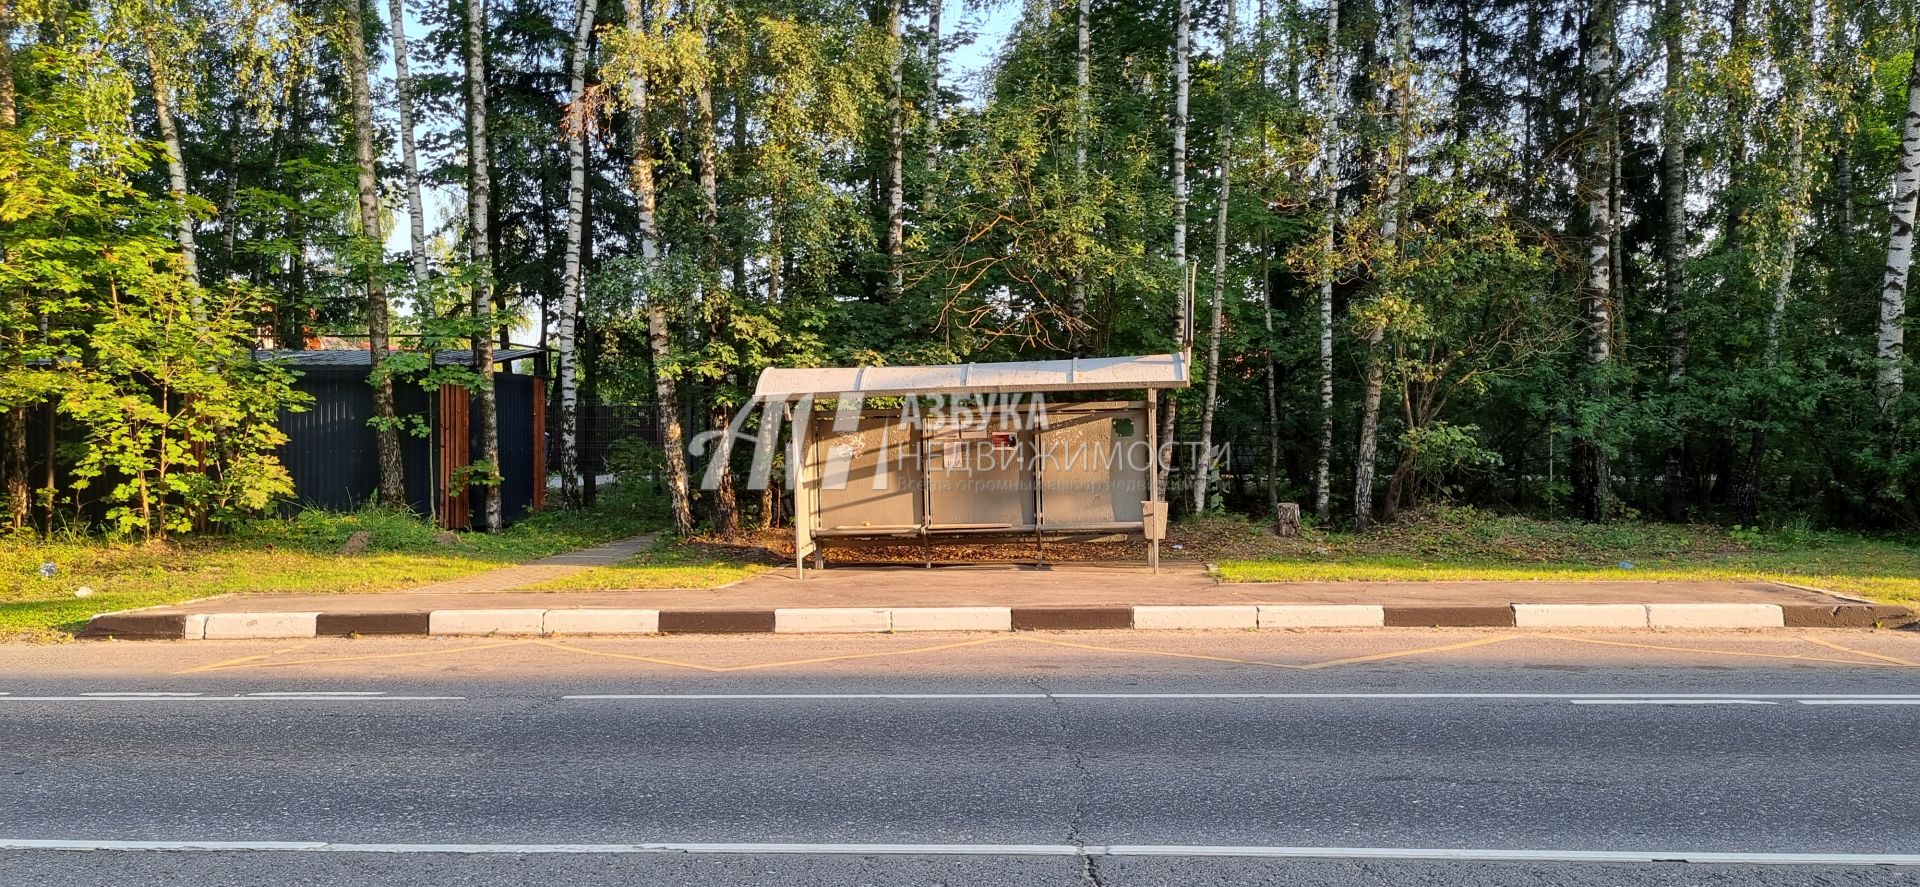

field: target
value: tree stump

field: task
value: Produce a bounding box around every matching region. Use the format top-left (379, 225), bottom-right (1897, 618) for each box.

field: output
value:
top-left (1272, 503), bottom-right (1302, 538)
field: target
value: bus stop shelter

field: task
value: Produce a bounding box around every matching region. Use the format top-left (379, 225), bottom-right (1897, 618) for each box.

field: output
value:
top-left (751, 354), bottom-right (1191, 576)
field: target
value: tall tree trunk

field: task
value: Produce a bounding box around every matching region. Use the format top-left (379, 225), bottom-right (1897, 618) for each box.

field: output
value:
top-left (0, 0), bottom-right (15, 129)
top-left (220, 101), bottom-right (242, 277)
top-left (925, 0), bottom-right (941, 167)
top-left (466, 0), bottom-right (503, 530)
top-left (624, 0), bottom-right (692, 535)
top-left (1573, 0), bottom-right (1614, 523)
top-left (141, 35), bottom-right (201, 287)
top-left (1068, 0), bottom-right (1090, 340)
top-left (1724, 0), bottom-right (1751, 255)
top-left (1352, 0), bottom-right (1409, 532)
top-left (1158, 0), bottom-right (1191, 502)
top-left (1193, 0), bottom-right (1234, 515)
top-left (1660, 0), bottom-right (1689, 521)
top-left (1312, 0), bottom-right (1341, 523)
top-left (883, 0), bottom-right (905, 301)
top-left (555, 0), bottom-right (600, 508)
top-left (1258, 0), bottom-right (1278, 520)
top-left (1878, 48), bottom-right (1920, 413)
top-left (1739, 0), bottom-right (1814, 524)
top-left (0, 0), bottom-right (23, 530)
top-left (343, 0), bottom-right (405, 508)
top-left (694, 61), bottom-right (736, 536)
top-left (389, 0), bottom-right (430, 285)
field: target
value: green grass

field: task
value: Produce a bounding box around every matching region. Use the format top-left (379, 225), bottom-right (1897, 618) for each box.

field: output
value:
top-left (524, 539), bottom-right (772, 591)
top-left (1209, 506), bottom-right (1920, 607)
top-left (0, 486), bottom-right (665, 641)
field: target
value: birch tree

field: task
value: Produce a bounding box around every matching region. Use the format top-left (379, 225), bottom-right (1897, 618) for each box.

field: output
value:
top-left (1660, 0), bottom-right (1688, 519)
top-left (466, 0), bottom-right (504, 530)
top-left (388, 0), bottom-right (429, 285)
top-left (1352, 0), bottom-right (1410, 531)
top-left (618, 0), bottom-right (693, 534)
top-left (555, 0), bottom-right (600, 507)
top-left (1572, 0), bottom-right (1615, 523)
top-left (0, 0), bottom-right (20, 529)
top-left (1193, 0), bottom-right (1234, 514)
top-left (926, 0), bottom-right (941, 167)
top-left (1068, 0), bottom-right (1090, 335)
top-left (883, 0), bottom-right (904, 300)
top-left (1312, 0), bottom-right (1342, 523)
top-left (1158, 0), bottom-right (1190, 500)
top-left (342, 0), bottom-right (405, 506)
top-left (135, 12), bottom-right (201, 287)
top-left (1878, 45), bottom-right (1920, 413)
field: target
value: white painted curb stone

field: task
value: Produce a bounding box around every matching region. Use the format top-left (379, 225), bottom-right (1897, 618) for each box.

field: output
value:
top-left (774, 608), bottom-right (892, 634)
top-left (1645, 603), bottom-right (1784, 629)
top-left (202, 612), bottom-right (321, 640)
top-left (890, 607), bottom-right (1013, 632)
top-left (428, 609), bottom-right (549, 636)
top-left (1513, 604), bottom-right (1649, 629)
top-left (542, 609), bottom-right (660, 635)
top-left (1133, 606), bottom-right (1258, 630)
top-left (1258, 605), bottom-right (1385, 628)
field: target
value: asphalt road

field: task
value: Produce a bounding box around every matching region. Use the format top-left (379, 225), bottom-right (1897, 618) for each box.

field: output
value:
top-left (0, 630), bottom-right (1917, 885)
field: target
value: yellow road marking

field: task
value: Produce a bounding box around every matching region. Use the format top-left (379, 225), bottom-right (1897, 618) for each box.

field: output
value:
top-left (1293, 634), bottom-right (1522, 670)
top-left (176, 653), bottom-right (272, 675)
top-left (1017, 637), bottom-right (1316, 669)
top-left (528, 636), bottom-right (1013, 673)
top-left (1799, 635), bottom-right (1920, 668)
top-left (1542, 634), bottom-right (1917, 668)
top-left (174, 629), bottom-right (1920, 676)
top-left (183, 640), bottom-right (535, 672)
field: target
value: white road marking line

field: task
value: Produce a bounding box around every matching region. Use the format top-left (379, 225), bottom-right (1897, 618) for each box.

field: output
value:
top-left (0, 696), bottom-right (462, 702)
top-left (0, 840), bottom-right (1915, 865)
top-left (1798, 699), bottom-right (1920, 706)
top-left (564, 694), bottom-right (1051, 700)
top-left (563, 693), bottom-right (1920, 702)
top-left (1570, 700), bottom-right (1777, 705)
top-left (245, 692), bottom-right (389, 697)
top-left (80, 692), bottom-right (202, 698)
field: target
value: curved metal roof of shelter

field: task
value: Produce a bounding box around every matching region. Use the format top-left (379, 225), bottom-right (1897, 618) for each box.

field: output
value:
top-left (751, 353), bottom-right (1190, 401)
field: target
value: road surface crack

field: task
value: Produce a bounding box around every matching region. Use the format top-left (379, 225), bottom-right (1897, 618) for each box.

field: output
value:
top-left (1032, 678), bottom-right (1103, 887)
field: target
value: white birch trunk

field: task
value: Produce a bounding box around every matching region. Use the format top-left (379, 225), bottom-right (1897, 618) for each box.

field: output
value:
top-left (388, 0), bottom-right (430, 285)
top-left (1575, 0), bottom-right (1615, 522)
top-left (1312, 0), bottom-right (1341, 523)
top-left (1878, 50), bottom-right (1920, 412)
top-left (466, 0), bottom-right (502, 530)
top-left (344, 0), bottom-right (405, 507)
top-left (1158, 0), bottom-right (1191, 501)
top-left (622, 0), bottom-right (692, 534)
top-left (1069, 0), bottom-right (1090, 335)
top-left (142, 37), bottom-right (200, 287)
top-left (556, 0), bottom-right (599, 509)
top-left (926, 0), bottom-right (941, 168)
top-left (1193, 0), bottom-right (1233, 515)
top-left (1660, 0), bottom-right (1688, 518)
top-left (884, 0), bottom-right (905, 300)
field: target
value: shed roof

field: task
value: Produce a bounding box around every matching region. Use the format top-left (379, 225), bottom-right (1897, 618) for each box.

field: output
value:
top-left (752, 353), bottom-right (1190, 401)
top-left (254, 347), bottom-right (545, 369)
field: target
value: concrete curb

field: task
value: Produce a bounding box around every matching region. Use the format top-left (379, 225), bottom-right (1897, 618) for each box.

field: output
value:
top-left (76, 602), bottom-right (1918, 640)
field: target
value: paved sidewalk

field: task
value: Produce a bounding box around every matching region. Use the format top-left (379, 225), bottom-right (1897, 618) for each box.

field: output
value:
top-left (78, 559), bottom-right (1914, 639)
top-left (396, 535), bottom-right (657, 595)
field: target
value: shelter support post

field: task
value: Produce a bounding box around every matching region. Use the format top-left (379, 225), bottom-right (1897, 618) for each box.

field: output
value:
top-left (1146, 389), bottom-right (1160, 573)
